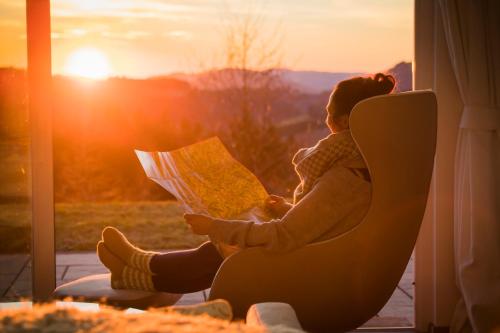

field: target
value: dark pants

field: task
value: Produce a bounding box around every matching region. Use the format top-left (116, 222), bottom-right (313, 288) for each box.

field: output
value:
top-left (149, 241), bottom-right (224, 293)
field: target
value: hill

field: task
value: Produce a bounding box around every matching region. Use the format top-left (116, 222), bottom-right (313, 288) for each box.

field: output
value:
top-left (168, 62), bottom-right (411, 94)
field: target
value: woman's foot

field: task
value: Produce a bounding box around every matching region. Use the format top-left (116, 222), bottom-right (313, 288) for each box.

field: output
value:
top-left (102, 227), bottom-right (157, 274)
top-left (97, 241), bottom-right (156, 292)
top-left (97, 241), bottom-right (125, 289)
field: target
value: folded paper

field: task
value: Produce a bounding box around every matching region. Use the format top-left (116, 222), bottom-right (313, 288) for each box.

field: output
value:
top-left (135, 137), bottom-right (270, 223)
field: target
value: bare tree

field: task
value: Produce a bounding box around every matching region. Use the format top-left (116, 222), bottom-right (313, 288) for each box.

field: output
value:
top-left (196, 4), bottom-right (297, 194)
top-left (219, 7), bottom-right (284, 111)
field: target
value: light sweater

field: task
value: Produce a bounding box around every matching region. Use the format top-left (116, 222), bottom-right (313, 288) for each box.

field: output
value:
top-left (208, 135), bottom-right (372, 253)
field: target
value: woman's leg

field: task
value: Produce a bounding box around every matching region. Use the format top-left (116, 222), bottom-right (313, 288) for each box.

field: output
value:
top-left (150, 241), bottom-right (224, 294)
top-left (100, 227), bottom-right (224, 293)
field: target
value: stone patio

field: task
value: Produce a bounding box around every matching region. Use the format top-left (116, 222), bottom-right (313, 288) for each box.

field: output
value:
top-left (0, 252), bottom-right (414, 328)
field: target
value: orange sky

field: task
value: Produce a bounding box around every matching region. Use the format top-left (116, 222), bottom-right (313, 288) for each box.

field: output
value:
top-left (0, 0), bottom-right (413, 78)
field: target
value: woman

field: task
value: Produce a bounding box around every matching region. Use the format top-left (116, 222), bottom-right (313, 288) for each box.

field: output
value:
top-left (97, 73), bottom-right (395, 293)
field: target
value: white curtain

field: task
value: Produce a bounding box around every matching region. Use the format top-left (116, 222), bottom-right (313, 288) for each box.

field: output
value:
top-left (439, 1), bottom-right (500, 332)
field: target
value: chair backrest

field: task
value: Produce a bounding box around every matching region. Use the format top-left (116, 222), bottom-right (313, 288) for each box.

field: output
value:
top-left (345, 90), bottom-right (437, 318)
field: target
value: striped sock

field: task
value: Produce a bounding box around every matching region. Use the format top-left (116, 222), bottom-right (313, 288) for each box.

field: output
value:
top-left (129, 251), bottom-right (157, 274)
top-left (102, 227), bottom-right (158, 274)
top-left (118, 266), bottom-right (156, 292)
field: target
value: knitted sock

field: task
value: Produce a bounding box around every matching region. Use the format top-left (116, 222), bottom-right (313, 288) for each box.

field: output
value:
top-left (97, 241), bottom-right (156, 291)
top-left (102, 226), bottom-right (158, 274)
top-left (120, 266), bottom-right (156, 292)
top-left (96, 241), bottom-right (125, 289)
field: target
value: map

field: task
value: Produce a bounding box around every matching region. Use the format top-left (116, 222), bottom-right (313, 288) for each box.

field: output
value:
top-left (135, 137), bottom-right (271, 223)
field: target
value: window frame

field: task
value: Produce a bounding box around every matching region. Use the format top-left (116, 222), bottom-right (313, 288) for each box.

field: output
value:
top-left (26, 0), bottom-right (55, 301)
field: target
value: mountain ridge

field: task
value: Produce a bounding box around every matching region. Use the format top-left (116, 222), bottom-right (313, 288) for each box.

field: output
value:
top-left (163, 61), bottom-right (411, 94)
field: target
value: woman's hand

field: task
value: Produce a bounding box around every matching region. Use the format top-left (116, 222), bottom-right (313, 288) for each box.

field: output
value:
top-left (265, 195), bottom-right (293, 218)
top-left (184, 213), bottom-right (214, 235)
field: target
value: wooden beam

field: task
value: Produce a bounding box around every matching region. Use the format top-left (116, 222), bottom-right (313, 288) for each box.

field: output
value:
top-left (414, 1), bottom-right (436, 329)
top-left (26, 0), bottom-right (55, 301)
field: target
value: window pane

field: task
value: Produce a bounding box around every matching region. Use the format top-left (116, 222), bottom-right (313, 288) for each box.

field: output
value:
top-left (0, 0), bottom-right (32, 301)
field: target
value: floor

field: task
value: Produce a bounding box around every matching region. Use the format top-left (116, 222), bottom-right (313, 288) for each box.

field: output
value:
top-left (0, 252), bottom-right (414, 329)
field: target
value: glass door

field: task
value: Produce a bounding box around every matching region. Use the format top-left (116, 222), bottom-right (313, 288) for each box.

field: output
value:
top-left (0, 0), bottom-right (32, 301)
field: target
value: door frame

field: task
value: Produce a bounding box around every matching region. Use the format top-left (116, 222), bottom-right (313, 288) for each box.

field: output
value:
top-left (26, 0), bottom-right (55, 301)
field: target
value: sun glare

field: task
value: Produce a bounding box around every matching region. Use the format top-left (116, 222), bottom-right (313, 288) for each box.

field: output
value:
top-left (64, 48), bottom-right (111, 80)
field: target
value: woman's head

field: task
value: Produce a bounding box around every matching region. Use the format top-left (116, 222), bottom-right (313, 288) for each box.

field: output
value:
top-left (326, 73), bottom-right (396, 133)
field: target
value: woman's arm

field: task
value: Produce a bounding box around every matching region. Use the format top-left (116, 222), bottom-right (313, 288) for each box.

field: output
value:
top-left (187, 167), bottom-right (371, 253)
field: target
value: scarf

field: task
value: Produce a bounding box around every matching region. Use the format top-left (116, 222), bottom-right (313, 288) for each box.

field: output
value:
top-left (292, 130), bottom-right (362, 203)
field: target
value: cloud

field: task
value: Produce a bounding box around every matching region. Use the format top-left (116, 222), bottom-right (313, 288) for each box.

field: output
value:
top-left (0, 19), bottom-right (24, 28)
top-left (101, 30), bottom-right (153, 40)
top-left (45, 0), bottom-right (219, 42)
top-left (51, 0), bottom-right (212, 20)
top-left (71, 29), bottom-right (88, 36)
top-left (0, 0), bottom-right (23, 9)
top-left (165, 30), bottom-right (193, 40)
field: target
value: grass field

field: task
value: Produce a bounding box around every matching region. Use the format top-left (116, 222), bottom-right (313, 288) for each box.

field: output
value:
top-left (0, 201), bottom-right (208, 253)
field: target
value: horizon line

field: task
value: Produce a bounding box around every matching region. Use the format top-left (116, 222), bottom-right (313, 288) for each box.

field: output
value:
top-left (0, 61), bottom-right (411, 81)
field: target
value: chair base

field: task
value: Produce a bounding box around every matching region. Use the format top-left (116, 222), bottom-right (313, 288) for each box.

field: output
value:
top-left (53, 274), bottom-right (182, 310)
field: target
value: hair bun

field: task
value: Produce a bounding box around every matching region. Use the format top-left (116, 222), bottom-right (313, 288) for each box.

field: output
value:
top-left (373, 73), bottom-right (395, 94)
top-left (327, 73), bottom-right (397, 119)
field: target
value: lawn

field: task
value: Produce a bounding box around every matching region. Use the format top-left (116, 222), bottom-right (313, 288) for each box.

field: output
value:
top-left (0, 201), bottom-right (208, 253)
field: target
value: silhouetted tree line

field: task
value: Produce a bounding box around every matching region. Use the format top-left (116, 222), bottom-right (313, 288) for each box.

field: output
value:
top-left (0, 68), bottom-right (330, 202)
top-left (0, 60), bottom-right (411, 204)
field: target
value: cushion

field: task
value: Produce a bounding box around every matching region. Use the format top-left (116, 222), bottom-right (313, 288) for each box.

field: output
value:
top-left (53, 274), bottom-right (182, 309)
top-left (247, 303), bottom-right (304, 331)
top-left (160, 299), bottom-right (233, 321)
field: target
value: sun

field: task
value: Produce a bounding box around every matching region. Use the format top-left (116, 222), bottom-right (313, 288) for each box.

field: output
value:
top-left (64, 48), bottom-right (111, 80)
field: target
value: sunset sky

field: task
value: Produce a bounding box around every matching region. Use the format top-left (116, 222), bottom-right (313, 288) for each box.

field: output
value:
top-left (0, 0), bottom-right (413, 78)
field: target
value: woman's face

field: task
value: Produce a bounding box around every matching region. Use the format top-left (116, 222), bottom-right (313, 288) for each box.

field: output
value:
top-left (325, 111), bottom-right (349, 134)
top-left (326, 95), bottom-right (349, 133)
